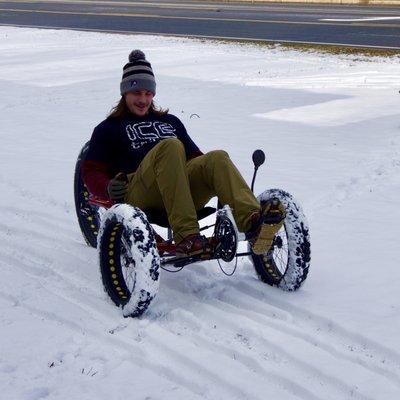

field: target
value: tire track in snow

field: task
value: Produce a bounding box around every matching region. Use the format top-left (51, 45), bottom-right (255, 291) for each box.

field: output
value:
top-left (0, 291), bottom-right (208, 399)
top-left (0, 218), bottom-right (107, 323)
top-left (223, 283), bottom-right (400, 388)
top-left (206, 276), bottom-right (400, 387)
top-left (0, 237), bottom-right (93, 282)
top-left (187, 298), bottom-right (377, 400)
top-left (0, 210), bottom-right (94, 263)
top-left (145, 325), bottom-right (273, 400)
top-left (154, 309), bottom-right (325, 400)
top-left (0, 244), bottom-right (100, 303)
top-left (2, 204), bottom-right (73, 228)
top-left (0, 190), bottom-right (129, 326)
top-left (0, 247), bottom-right (122, 331)
top-left (235, 280), bottom-right (400, 370)
top-left (192, 331), bottom-right (324, 400)
top-left (204, 274), bottom-right (400, 382)
top-left (1, 231), bottom-right (266, 400)
top-left (156, 289), bottom-right (345, 400)
top-left (0, 256), bottom-right (105, 329)
top-left (0, 219), bottom-right (78, 250)
top-left (0, 203), bottom-right (83, 268)
top-left (161, 277), bottom-right (397, 400)
top-left (0, 173), bottom-right (72, 213)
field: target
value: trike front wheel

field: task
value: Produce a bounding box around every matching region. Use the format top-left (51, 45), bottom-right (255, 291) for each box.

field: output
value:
top-left (98, 204), bottom-right (160, 317)
top-left (249, 189), bottom-right (311, 291)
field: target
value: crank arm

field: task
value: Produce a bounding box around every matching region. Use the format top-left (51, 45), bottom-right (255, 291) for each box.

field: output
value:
top-left (161, 253), bottom-right (216, 266)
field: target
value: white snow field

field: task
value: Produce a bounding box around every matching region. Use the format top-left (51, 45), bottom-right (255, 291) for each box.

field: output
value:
top-left (1, 27), bottom-right (400, 400)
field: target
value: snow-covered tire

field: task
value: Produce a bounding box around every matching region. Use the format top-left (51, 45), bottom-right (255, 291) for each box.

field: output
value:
top-left (249, 189), bottom-right (311, 291)
top-left (74, 141), bottom-right (99, 248)
top-left (98, 204), bottom-right (160, 317)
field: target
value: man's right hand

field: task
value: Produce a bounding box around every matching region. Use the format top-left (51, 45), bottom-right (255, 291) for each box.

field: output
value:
top-left (107, 172), bottom-right (128, 202)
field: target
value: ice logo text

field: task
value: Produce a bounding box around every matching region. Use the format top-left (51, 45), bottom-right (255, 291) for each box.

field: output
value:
top-left (125, 121), bottom-right (177, 149)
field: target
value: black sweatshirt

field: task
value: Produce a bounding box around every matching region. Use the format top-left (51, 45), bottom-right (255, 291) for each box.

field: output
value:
top-left (82, 113), bottom-right (202, 199)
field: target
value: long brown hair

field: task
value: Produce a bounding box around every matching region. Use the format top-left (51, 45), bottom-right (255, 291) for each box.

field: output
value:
top-left (108, 96), bottom-right (169, 119)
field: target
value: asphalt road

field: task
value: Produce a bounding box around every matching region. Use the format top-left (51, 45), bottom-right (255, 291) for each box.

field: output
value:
top-left (0, 0), bottom-right (399, 50)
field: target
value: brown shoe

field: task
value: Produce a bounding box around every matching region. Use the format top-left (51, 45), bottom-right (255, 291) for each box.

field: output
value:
top-left (248, 198), bottom-right (286, 255)
top-left (175, 234), bottom-right (211, 258)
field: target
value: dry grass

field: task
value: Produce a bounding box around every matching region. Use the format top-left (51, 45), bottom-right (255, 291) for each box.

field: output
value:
top-left (277, 42), bottom-right (400, 58)
top-left (203, 37), bottom-right (400, 59)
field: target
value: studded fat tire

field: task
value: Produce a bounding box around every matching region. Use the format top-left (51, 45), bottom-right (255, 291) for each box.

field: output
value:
top-left (74, 141), bottom-right (100, 248)
top-left (98, 204), bottom-right (160, 318)
top-left (249, 189), bottom-right (311, 291)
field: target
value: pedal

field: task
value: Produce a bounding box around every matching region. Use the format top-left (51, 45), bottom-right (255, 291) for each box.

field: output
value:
top-left (262, 198), bottom-right (286, 224)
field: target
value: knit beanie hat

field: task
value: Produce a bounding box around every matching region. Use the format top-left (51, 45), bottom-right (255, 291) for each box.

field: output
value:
top-left (120, 50), bottom-right (156, 96)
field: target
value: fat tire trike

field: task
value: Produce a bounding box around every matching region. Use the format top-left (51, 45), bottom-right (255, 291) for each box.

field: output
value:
top-left (74, 142), bottom-right (311, 317)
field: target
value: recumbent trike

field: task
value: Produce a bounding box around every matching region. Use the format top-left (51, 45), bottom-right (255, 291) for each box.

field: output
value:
top-left (74, 142), bottom-right (311, 317)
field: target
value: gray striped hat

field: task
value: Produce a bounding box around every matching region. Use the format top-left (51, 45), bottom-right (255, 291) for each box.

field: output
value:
top-left (120, 50), bottom-right (156, 95)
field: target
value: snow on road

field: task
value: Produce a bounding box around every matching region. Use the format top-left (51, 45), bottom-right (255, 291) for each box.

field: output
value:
top-left (0, 27), bottom-right (399, 400)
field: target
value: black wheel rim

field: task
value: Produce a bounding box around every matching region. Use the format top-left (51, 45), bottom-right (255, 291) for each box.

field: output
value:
top-left (269, 224), bottom-right (289, 277)
top-left (254, 223), bottom-right (289, 284)
top-left (120, 234), bottom-right (136, 294)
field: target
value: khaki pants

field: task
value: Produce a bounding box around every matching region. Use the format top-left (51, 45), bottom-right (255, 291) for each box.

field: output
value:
top-left (125, 138), bottom-right (260, 243)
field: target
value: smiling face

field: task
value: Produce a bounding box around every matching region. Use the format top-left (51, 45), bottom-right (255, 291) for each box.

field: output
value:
top-left (124, 90), bottom-right (155, 117)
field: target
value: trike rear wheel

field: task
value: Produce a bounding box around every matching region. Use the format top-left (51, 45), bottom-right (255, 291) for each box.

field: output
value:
top-left (74, 141), bottom-right (100, 248)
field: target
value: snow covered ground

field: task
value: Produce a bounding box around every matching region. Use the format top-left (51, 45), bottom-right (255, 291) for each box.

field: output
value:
top-left (0, 27), bottom-right (400, 400)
